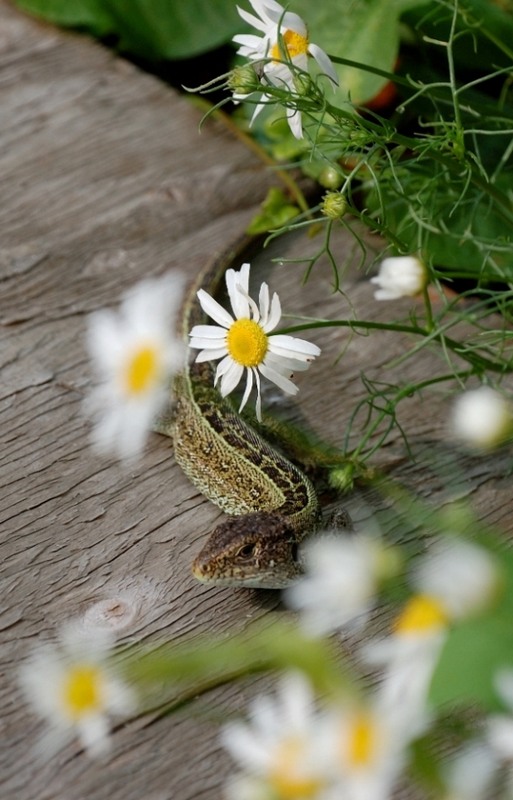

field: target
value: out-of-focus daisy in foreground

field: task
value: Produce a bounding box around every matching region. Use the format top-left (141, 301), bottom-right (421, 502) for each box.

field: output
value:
top-left (233, 0), bottom-right (338, 138)
top-left (365, 538), bottom-right (500, 732)
top-left (284, 534), bottom-right (389, 637)
top-left (189, 262), bottom-right (320, 421)
top-left (451, 385), bottom-right (513, 450)
top-left (20, 624), bottom-right (136, 758)
top-left (222, 671), bottom-right (334, 800)
top-left (326, 701), bottom-right (411, 800)
top-left (86, 273), bottom-right (185, 460)
top-left (222, 671), bottom-right (413, 800)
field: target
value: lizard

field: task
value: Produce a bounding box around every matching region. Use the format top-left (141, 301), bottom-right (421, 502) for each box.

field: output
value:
top-left (156, 234), bottom-right (346, 588)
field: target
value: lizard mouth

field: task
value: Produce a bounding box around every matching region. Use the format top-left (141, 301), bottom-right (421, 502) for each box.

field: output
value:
top-left (191, 556), bottom-right (212, 584)
top-left (191, 553), bottom-right (299, 589)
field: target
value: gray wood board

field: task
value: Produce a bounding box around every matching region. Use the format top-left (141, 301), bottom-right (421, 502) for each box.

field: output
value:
top-left (1, 4), bottom-right (511, 799)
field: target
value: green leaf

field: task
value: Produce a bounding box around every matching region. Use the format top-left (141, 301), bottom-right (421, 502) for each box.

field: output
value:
top-left (105, 0), bottom-right (242, 59)
top-left (293, 0), bottom-right (431, 104)
top-left (13, 0), bottom-right (115, 34)
top-left (12, 0), bottom-right (241, 59)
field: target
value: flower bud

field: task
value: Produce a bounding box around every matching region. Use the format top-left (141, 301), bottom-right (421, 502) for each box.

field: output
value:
top-left (321, 191), bottom-right (347, 220)
top-left (228, 64), bottom-right (262, 96)
top-left (328, 462), bottom-right (354, 492)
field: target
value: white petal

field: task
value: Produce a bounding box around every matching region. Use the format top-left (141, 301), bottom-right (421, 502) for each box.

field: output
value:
top-left (262, 291), bottom-right (282, 332)
top-left (265, 61), bottom-right (295, 90)
top-left (259, 362), bottom-right (298, 395)
top-left (197, 289), bottom-right (234, 328)
top-left (236, 5), bottom-right (269, 33)
top-left (222, 722), bottom-right (271, 772)
top-left (239, 369), bottom-right (254, 414)
top-left (258, 282), bottom-right (270, 326)
top-left (226, 265), bottom-right (251, 319)
top-left (194, 347), bottom-right (227, 362)
top-left (219, 361), bottom-right (244, 396)
top-left (268, 334), bottom-right (321, 358)
top-left (189, 324), bottom-right (227, 340)
top-left (232, 33), bottom-right (266, 49)
top-left (265, 351), bottom-right (310, 373)
top-left (214, 354), bottom-right (234, 383)
top-left (286, 107), bottom-right (304, 139)
top-left (78, 714), bottom-right (111, 757)
top-left (249, 97), bottom-right (267, 125)
top-left (190, 337), bottom-right (227, 350)
top-left (308, 43), bottom-right (339, 85)
top-left (260, 0), bottom-right (306, 35)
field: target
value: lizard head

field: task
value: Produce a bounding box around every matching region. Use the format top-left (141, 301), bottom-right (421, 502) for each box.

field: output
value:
top-left (192, 512), bottom-right (302, 589)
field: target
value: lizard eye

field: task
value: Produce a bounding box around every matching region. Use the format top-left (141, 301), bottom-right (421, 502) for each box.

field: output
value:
top-left (237, 542), bottom-right (256, 560)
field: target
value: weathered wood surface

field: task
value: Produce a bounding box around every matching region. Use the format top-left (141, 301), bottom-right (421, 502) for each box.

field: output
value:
top-left (1, 4), bottom-right (512, 799)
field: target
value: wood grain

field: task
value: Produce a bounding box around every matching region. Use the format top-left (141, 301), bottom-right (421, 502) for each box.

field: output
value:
top-left (1, 4), bottom-right (511, 799)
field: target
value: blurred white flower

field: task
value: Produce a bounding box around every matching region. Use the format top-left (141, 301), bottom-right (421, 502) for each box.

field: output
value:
top-left (86, 273), bottom-right (185, 460)
top-left (20, 624), bottom-right (136, 757)
top-left (370, 256), bottom-right (427, 300)
top-left (284, 534), bottom-right (383, 637)
top-left (413, 537), bottom-right (500, 620)
top-left (189, 261), bottom-right (320, 422)
top-left (222, 671), bottom-right (334, 799)
top-left (365, 593), bottom-right (448, 734)
top-left (442, 741), bottom-right (498, 800)
top-left (325, 702), bottom-right (409, 800)
top-left (233, 0), bottom-right (338, 138)
top-left (366, 537), bottom-right (499, 733)
top-left (451, 386), bottom-right (513, 450)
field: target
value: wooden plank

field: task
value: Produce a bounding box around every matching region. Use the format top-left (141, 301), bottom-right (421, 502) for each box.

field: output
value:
top-left (0, 4), bottom-right (511, 799)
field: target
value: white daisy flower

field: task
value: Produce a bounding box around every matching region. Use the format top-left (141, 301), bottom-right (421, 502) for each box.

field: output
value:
top-left (365, 538), bottom-right (499, 734)
top-left (20, 624), bottom-right (136, 758)
top-left (233, 0), bottom-right (338, 139)
top-left (222, 671), bottom-right (335, 800)
top-left (413, 537), bottom-right (501, 621)
top-left (284, 534), bottom-right (384, 637)
top-left (364, 593), bottom-right (448, 736)
top-left (325, 702), bottom-right (410, 800)
top-left (85, 273), bottom-right (185, 460)
top-left (189, 262), bottom-right (320, 421)
top-left (370, 256), bottom-right (428, 300)
top-left (451, 386), bottom-right (513, 450)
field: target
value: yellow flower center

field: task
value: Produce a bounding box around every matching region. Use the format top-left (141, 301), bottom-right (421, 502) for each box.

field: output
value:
top-left (271, 29), bottom-right (309, 62)
top-left (394, 593), bottom-right (449, 634)
top-left (269, 737), bottom-right (324, 799)
top-left (226, 318), bottom-right (268, 367)
top-left (62, 665), bottom-right (103, 719)
top-left (124, 344), bottom-right (160, 395)
top-left (347, 711), bottom-right (377, 767)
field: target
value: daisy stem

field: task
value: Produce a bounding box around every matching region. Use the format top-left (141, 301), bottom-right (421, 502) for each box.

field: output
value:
top-left (422, 286), bottom-right (435, 333)
top-left (190, 96), bottom-right (312, 217)
top-left (276, 319), bottom-right (511, 374)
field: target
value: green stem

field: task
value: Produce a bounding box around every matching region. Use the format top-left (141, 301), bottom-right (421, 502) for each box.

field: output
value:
top-left (422, 286), bottom-right (435, 333)
top-left (351, 370), bottom-right (472, 461)
top-left (276, 319), bottom-right (511, 374)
